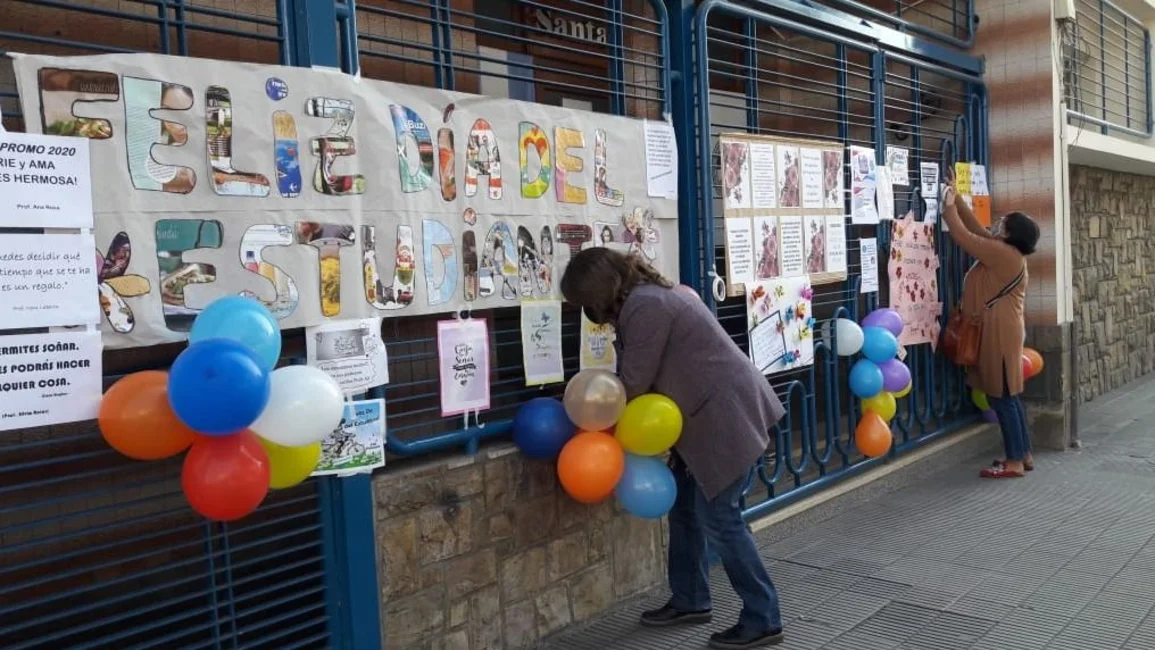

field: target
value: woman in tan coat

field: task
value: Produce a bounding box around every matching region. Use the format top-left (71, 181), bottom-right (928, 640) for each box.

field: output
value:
top-left (941, 186), bottom-right (1040, 478)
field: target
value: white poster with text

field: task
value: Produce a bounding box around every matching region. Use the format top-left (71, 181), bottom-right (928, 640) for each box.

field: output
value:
top-left (0, 131), bottom-right (93, 229)
top-left (0, 233), bottom-right (99, 330)
top-left (0, 330), bottom-right (103, 431)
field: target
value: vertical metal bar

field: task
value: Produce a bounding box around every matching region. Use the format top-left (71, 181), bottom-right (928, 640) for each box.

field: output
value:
top-left (665, 0), bottom-right (699, 291)
top-left (319, 476), bottom-right (383, 650)
top-left (219, 526), bottom-right (241, 650)
top-left (338, 1), bottom-right (361, 75)
top-left (439, 0), bottom-right (456, 90)
top-left (429, 0), bottom-right (444, 89)
top-left (202, 523), bottom-right (225, 650)
top-left (276, 0), bottom-right (292, 66)
top-left (1100, 0), bottom-right (1109, 134)
top-left (1146, 28), bottom-right (1153, 134)
top-left (911, 67), bottom-right (923, 219)
top-left (744, 18), bottom-right (759, 131)
top-left (609, 0), bottom-right (627, 116)
top-left (291, 0), bottom-right (341, 71)
top-left (695, 4), bottom-right (719, 307)
top-left (1125, 20), bottom-right (1132, 130)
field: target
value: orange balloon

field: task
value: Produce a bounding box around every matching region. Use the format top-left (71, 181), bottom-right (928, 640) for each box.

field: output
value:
top-left (557, 431), bottom-right (625, 504)
top-left (98, 371), bottom-right (197, 460)
top-left (1023, 348), bottom-right (1044, 378)
top-left (855, 412), bottom-right (893, 458)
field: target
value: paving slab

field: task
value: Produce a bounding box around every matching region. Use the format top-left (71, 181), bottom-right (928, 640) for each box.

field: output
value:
top-left (542, 376), bottom-right (1155, 650)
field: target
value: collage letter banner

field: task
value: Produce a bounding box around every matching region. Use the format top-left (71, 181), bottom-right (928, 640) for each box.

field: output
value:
top-left (12, 53), bottom-right (679, 349)
top-left (437, 318), bottom-right (491, 417)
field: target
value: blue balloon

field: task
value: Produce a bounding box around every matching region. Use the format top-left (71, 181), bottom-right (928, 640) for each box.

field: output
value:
top-left (849, 359), bottom-right (884, 399)
top-left (615, 454), bottom-right (677, 519)
top-left (190, 296), bottom-right (282, 372)
top-left (168, 339), bottom-right (271, 435)
top-left (861, 326), bottom-right (899, 363)
top-left (512, 397), bottom-right (576, 459)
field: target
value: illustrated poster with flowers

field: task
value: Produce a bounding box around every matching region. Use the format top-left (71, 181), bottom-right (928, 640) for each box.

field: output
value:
top-left (888, 215), bottom-right (942, 348)
top-left (747, 276), bottom-right (815, 375)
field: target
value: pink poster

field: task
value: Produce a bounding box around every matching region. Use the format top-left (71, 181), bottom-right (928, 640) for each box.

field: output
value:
top-left (437, 318), bottom-right (491, 416)
top-left (888, 216), bottom-right (942, 348)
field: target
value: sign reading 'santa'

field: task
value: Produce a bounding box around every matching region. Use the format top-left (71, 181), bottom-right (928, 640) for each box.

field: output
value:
top-left (12, 53), bottom-right (677, 349)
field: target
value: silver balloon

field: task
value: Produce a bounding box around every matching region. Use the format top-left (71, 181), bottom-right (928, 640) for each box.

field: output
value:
top-left (563, 369), bottom-right (627, 432)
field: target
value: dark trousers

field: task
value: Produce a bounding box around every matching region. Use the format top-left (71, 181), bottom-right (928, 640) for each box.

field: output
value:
top-left (667, 454), bottom-right (782, 632)
top-left (988, 369), bottom-right (1031, 461)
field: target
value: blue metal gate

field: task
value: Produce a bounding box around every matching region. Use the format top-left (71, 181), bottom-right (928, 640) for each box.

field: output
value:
top-left (0, 2), bottom-right (376, 649)
top-left (682, 0), bottom-right (988, 517)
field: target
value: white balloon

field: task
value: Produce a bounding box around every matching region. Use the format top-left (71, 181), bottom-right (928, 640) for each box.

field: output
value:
top-left (251, 366), bottom-right (345, 447)
top-left (835, 319), bottom-right (865, 357)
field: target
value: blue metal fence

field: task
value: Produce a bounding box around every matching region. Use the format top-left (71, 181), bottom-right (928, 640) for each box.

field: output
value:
top-left (689, 0), bottom-right (986, 517)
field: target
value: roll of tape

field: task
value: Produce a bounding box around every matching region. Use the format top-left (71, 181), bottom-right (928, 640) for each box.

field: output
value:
top-left (709, 273), bottom-right (726, 303)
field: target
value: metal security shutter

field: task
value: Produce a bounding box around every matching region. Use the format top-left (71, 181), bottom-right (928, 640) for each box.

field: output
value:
top-left (694, 1), bottom-right (985, 516)
top-left (344, 0), bottom-right (670, 458)
top-left (0, 3), bottom-right (334, 649)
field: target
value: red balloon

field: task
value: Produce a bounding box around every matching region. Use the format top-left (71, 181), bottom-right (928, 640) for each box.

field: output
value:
top-left (1022, 354), bottom-right (1032, 379)
top-left (182, 431), bottom-right (270, 522)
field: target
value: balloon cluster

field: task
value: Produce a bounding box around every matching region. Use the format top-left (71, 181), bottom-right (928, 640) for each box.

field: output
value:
top-left (512, 369), bottom-right (683, 519)
top-left (973, 347), bottom-right (1044, 422)
top-left (836, 308), bottom-right (910, 458)
top-left (98, 296), bottom-right (345, 522)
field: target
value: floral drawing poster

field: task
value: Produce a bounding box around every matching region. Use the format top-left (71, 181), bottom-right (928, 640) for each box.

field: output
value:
top-left (747, 276), bottom-right (815, 375)
top-left (437, 318), bottom-right (491, 416)
top-left (888, 216), bottom-right (942, 348)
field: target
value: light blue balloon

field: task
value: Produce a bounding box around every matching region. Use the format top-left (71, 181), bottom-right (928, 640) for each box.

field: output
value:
top-left (615, 454), bottom-right (677, 519)
top-left (190, 296), bottom-right (282, 372)
top-left (861, 326), bottom-right (899, 363)
top-left (849, 359), bottom-right (884, 399)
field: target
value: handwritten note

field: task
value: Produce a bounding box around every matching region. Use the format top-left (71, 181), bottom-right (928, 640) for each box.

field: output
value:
top-left (725, 217), bottom-right (756, 285)
top-left (0, 234), bottom-right (99, 329)
top-left (954, 162), bottom-right (972, 194)
top-left (749, 311), bottom-right (786, 372)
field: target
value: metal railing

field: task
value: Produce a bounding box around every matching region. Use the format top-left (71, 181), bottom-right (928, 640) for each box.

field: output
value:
top-left (803, 0), bottom-right (976, 49)
top-left (1064, 0), bottom-right (1153, 137)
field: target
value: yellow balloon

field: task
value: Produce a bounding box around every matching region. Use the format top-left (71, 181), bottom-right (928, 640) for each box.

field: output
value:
top-left (614, 394), bottom-right (683, 456)
top-left (258, 437), bottom-right (322, 489)
top-left (894, 382), bottom-right (912, 399)
top-left (862, 391), bottom-right (897, 422)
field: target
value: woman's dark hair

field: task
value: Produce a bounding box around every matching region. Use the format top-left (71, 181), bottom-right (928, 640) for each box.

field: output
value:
top-left (1002, 211), bottom-right (1040, 256)
top-left (560, 248), bottom-right (672, 324)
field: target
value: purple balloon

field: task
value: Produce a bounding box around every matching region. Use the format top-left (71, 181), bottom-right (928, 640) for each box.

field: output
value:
top-left (862, 308), bottom-right (904, 337)
top-left (879, 359), bottom-right (912, 393)
top-left (982, 409), bottom-right (999, 423)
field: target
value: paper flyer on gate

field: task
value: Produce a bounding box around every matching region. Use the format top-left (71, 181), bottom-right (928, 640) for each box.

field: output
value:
top-left (11, 53), bottom-right (680, 349)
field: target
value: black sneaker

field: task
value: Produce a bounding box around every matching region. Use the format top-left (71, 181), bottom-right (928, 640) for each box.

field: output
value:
top-left (708, 624), bottom-right (784, 649)
top-left (639, 603), bottom-right (713, 628)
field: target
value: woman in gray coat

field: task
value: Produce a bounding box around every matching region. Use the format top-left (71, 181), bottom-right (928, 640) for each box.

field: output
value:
top-left (561, 248), bottom-right (787, 650)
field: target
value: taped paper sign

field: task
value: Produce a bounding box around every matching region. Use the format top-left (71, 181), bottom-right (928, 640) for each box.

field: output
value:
top-left (888, 217), bottom-right (942, 347)
top-left (0, 131), bottom-right (93, 228)
top-left (314, 398), bottom-right (386, 476)
top-left (580, 310), bottom-right (616, 371)
top-left (12, 53), bottom-right (679, 349)
top-left (520, 300), bottom-right (564, 386)
top-left (306, 317), bottom-right (389, 393)
top-left (0, 330), bottom-right (103, 431)
top-left (0, 233), bottom-right (100, 330)
top-left (438, 318), bottom-right (490, 416)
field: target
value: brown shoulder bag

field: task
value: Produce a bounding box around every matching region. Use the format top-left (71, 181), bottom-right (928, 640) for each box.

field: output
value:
top-left (941, 267), bottom-right (1024, 367)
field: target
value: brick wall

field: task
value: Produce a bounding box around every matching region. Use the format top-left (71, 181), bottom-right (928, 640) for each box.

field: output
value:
top-left (1070, 165), bottom-right (1155, 403)
top-left (374, 444), bottom-right (665, 650)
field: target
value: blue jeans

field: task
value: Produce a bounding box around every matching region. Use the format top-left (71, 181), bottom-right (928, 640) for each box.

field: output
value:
top-left (988, 375), bottom-right (1031, 461)
top-left (667, 454), bottom-right (782, 632)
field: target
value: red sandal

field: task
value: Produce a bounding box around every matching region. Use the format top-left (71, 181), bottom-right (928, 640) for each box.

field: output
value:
top-left (992, 459), bottom-right (1034, 472)
top-left (980, 465), bottom-right (1025, 479)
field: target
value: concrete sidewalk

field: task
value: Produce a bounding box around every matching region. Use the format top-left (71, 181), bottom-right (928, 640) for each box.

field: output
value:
top-left (543, 377), bottom-right (1155, 650)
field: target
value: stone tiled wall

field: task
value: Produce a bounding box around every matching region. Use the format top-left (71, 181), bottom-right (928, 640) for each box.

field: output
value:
top-left (1070, 166), bottom-right (1155, 403)
top-left (374, 444), bottom-right (665, 650)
